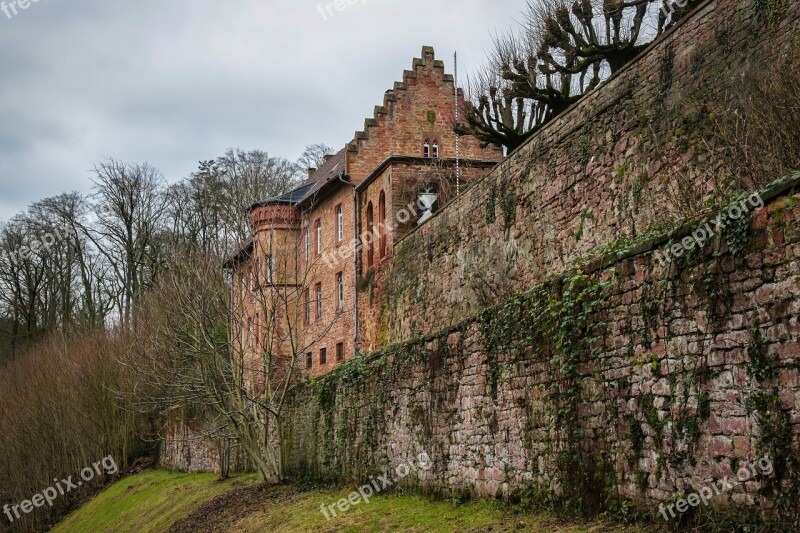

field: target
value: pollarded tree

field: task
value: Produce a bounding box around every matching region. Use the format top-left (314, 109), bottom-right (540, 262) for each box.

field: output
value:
top-left (459, 29), bottom-right (583, 152)
top-left (461, 0), bottom-right (701, 151)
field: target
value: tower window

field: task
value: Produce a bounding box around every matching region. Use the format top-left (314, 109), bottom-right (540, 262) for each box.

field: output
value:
top-left (336, 271), bottom-right (344, 311)
top-left (306, 352), bottom-right (312, 369)
top-left (366, 202), bottom-right (374, 268)
top-left (316, 219), bottom-right (322, 255)
top-left (423, 140), bottom-right (430, 158)
top-left (304, 289), bottom-right (310, 324)
top-left (316, 283), bottom-right (322, 320)
top-left (336, 342), bottom-right (344, 362)
top-left (336, 204), bottom-right (344, 242)
top-left (432, 141), bottom-right (439, 158)
top-left (379, 191), bottom-right (386, 259)
top-left (320, 347), bottom-right (327, 365)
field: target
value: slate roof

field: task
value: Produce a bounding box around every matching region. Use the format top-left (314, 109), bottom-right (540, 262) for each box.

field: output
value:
top-left (249, 148), bottom-right (346, 211)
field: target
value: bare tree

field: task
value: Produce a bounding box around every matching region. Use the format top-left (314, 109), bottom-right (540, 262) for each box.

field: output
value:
top-left (0, 216), bottom-right (46, 355)
top-left (166, 160), bottom-right (233, 258)
top-left (297, 143), bottom-right (336, 171)
top-left (131, 219), bottom-right (350, 484)
top-left (34, 193), bottom-right (116, 329)
top-left (87, 159), bottom-right (169, 327)
top-left (215, 149), bottom-right (302, 244)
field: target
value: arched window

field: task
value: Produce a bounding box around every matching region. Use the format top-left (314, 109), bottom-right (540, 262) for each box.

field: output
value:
top-left (423, 140), bottom-right (430, 158)
top-left (432, 141), bottom-right (439, 159)
top-left (366, 202), bottom-right (374, 268)
top-left (378, 191), bottom-right (386, 259)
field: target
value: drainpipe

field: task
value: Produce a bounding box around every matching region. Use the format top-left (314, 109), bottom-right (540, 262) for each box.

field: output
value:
top-left (337, 172), bottom-right (360, 356)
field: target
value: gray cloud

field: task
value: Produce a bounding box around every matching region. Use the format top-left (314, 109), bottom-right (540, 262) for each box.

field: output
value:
top-left (0, 0), bottom-right (524, 220)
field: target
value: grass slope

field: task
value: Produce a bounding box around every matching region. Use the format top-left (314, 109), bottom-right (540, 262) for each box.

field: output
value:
top-left (53, 470), bottom-right (653, 532)
top-left (52, 470), bottom-right (259, 533)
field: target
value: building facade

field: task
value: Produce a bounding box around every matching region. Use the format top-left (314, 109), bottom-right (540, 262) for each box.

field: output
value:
top-left (224, 47), bottom-right (501, 379)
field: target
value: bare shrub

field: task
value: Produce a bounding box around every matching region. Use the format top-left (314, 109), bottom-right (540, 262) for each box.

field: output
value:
top-left (0, 331), bottom-right (150, 532)
top-left (708, 52), bottom-right (800, 188)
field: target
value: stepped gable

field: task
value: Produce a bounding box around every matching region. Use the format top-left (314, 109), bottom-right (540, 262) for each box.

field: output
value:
top-left (345, 46), bottom-right (457, 158)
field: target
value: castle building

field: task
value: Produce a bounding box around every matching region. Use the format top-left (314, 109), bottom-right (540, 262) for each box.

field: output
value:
top-left (224, 47), bottom-right (501, 379)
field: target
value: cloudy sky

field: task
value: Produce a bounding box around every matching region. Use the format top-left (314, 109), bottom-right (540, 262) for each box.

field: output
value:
top-left (0, 0), bottom-right (526, 221)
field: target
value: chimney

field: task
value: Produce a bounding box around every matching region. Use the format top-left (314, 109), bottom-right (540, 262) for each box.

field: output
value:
top-left (308, 167), bottom-right (316, 179)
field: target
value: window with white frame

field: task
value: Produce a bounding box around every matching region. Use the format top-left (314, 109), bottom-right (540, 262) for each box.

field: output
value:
top-left (336, 271), bottom-right (344, 312)
top-left (316, 219), bottom-right (322, 255)
top-left (336, 205), bottom-right (343, 242)
top-left (315, 283), bottom-right (322, 320)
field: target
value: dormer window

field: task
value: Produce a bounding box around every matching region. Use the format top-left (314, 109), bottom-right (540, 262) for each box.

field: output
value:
top-left (423, 140), bottom-right (430, 158)
top-left (432, 141), bottom-right (439, 159)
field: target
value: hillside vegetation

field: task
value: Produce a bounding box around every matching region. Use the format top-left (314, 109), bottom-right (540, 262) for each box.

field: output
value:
top-left (53, 470), bottom-right (654, 533)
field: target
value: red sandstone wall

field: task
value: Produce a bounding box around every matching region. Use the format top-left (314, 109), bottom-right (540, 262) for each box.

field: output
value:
top-left (281, 0), bottom-right (800, 520)
top-left (160, 420), bottom-right (242, 474)
top-left (380, 0), bottom-right (800, 344)
top-left (285, 178), bottom-right (800, 517)
top-left (357, 160), bottom-right (497, 352)
top-left (299, 185), bottom-right (358, 378)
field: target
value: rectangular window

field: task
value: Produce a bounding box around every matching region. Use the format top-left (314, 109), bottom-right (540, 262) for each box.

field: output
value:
top-left (248, 318), bottom-right (254, 350)
top-left (304, 227), bottom-right (310, 260)
top-left (336, 272), bottom-right (344, 312)
top-left (316, 219), bottom-right (322, 255)
top-left (316, 283), bottom-right (322, 320)
top-left (336, 204), bottom-right (343, 242)
top-left (265, 254), bottom-right (273, 284)
top-left (320, 347), bottom-right (327, 365)
top-left (336, 342), bottom-right (344, 362)
top-left (306, 352), bottom-right (312, 369)
top-left (304, 289), bottom-right (310, 324)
